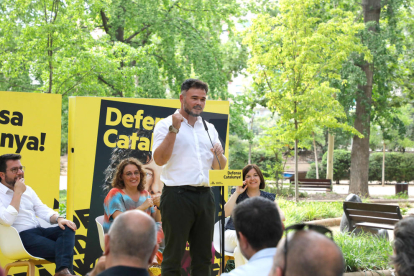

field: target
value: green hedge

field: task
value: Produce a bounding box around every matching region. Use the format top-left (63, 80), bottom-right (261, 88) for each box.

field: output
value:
top-left (307, 151), bottom-right (414, 182)
top-left (369, 152), bottom-right (414, 182)
top-left (306, 150), bottom-right (350, 183)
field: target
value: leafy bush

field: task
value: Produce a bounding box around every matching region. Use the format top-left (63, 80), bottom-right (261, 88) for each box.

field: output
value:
top-left (307, 150), bottom-right (350, 183)
top-left (369, 152), bottom-right (414, 182)
top-left (335, 232), bottom-right (393, 272)
top-left (308, 151), bottom-right (414, 182)
top-left (306, 162), bottom-right (326, 179)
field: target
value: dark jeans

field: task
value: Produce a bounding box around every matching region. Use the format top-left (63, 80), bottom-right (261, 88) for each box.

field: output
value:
top-left (19, 226), bottom-right (75, 273)
top-left (160, 185), bottom-right (215, 276)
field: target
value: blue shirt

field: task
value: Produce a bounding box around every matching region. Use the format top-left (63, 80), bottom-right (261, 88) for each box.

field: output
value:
top-left (222, 248), bottom-right (277, 276)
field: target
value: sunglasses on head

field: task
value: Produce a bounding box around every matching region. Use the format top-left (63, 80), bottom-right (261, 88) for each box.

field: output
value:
top-left (282, 224), bottom-right (333, 275)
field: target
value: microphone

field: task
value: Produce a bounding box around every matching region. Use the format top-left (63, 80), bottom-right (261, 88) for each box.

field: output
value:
top-left (202, 118), bottom-right (221, 169)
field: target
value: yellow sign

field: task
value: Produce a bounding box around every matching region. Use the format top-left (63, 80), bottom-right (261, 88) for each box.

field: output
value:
top-left (0, 91), bottom-right (61, 275)
top-left (209, 170), bottom-right (243, 186)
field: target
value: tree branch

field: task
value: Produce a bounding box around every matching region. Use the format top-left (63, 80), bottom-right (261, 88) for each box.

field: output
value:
top-left (125, 24), bottom-right (151, 43)
top-left (98, 75), bottom-right (123, 97)
top-left (100, 10), bottom-right (110, 34)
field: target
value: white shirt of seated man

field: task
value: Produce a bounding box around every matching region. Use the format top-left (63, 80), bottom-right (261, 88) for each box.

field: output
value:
top-left (0, 158), bottom-right (76, 232)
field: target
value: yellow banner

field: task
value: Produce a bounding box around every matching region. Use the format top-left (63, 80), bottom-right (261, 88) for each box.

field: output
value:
top-left (209, 170), bottom-right (243, 186)
top-left (67, 97), bottom-right (230, 276)
top-left (0, 91), bottom-right (61, 275)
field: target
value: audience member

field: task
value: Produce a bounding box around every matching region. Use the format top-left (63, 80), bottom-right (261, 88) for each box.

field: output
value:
top-left (269, 224), bottom-right (344, 276)
top-left (88, 210), bottom-right (158, 276)
top-left (392, 216), bottom-right (414, 276)
top-left (0, 154), bottom-right (77, 276)
top-left (222, 197), bottom-right (283, 276)
top-left (224, 164), bottom-right (285, 267)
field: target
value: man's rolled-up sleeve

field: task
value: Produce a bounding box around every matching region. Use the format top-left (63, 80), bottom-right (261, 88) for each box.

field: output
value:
top-left (0, 201), bottom-right (18, 226)
top-left (152, 119), bottom-right (168, 154)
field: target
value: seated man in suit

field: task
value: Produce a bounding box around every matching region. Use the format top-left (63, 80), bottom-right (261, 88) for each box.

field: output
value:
top-left (0, 154), bottom-right (77, 276)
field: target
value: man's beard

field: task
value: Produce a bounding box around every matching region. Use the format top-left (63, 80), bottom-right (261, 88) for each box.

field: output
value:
top-left (3, 175), bottom-right (17, 186)
top-left (184, 102), bottom-right (202, 117)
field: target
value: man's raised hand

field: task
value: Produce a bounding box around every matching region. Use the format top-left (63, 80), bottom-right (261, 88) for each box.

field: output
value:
top-left (172, 113), bottom-right (184, 130)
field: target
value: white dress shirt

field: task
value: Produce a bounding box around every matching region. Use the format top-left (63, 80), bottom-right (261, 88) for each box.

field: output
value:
top-left (0, 182), bottom-right (57, 232)
top-left (152, 110), bottom-right (221, 186)
top-left (221, 248), bottom-right (277, 276)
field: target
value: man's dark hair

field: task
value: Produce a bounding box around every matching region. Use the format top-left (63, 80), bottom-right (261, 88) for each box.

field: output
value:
top-left (233, 197), bottom-right (283, 251)
top-left (0, 154), bottom-right (21, 173)
top-left (392, 216), bottom-right (414, 276)
top-left (181, 79), bottom-right (208, 95)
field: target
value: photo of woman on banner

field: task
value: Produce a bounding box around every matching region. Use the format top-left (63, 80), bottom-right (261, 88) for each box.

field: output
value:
top-left (103, 157), bottom-right (164, 267)
top-left (103, 129), bottom-right (163, 197)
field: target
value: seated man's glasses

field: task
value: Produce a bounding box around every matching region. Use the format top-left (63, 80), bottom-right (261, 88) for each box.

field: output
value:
top-left (7, 166), bottom-right (25, 174)
top-left (283, 223), bottom-right (333, 275)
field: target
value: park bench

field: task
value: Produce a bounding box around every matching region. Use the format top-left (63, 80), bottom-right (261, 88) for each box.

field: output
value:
top-left (290, 178), bottom-right (332, 192)
top-left (343, 202), bottom-right (402, 232)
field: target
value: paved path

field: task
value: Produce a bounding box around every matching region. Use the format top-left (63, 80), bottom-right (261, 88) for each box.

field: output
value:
top-left (333, 184), bottom-right (414, 197)
top-left (60, 175), bottom-right (67, 190)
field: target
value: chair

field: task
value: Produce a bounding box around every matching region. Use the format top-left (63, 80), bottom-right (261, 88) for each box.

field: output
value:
top-left (0, 218), bottom-right (52, 276)
top-left (213, 217), bottom-right (234, 265)
top-left (95, 215), bottom-right (105, 252)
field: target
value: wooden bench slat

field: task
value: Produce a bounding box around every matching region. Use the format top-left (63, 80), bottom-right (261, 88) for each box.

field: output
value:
top-left (344, 202), bottom-right (401, 215)
top-left (349, 214), bottom-right (400, 225)
top-left (297, 184), bottom-right (332, 187)
top-left (355, 222), bottom-right (395, 230)
top-left (290, 179), bottom-right (332, 183)
top-left (347, 209), bottom-right (402, 219)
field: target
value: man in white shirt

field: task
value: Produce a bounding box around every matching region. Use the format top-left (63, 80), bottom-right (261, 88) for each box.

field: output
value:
top-left (0, 154), bottom-right (77, 276)
top-left (153, 79), bottom-right (227, 276)
top-left (222, 197), bottom-right (283, 276)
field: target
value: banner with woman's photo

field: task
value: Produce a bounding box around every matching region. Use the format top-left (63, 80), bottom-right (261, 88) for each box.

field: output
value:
top-left (67, 97), bottom-right (229, 276)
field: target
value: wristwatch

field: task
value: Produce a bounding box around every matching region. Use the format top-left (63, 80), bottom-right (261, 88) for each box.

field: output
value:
top-left (55, 216), bottom-right (65, 224)
top-left (169, 125), bottom-right (179, 134)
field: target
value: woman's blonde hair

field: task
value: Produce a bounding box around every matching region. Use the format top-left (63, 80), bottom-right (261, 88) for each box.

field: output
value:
top-left (111, 157), bottom-right (146, 192)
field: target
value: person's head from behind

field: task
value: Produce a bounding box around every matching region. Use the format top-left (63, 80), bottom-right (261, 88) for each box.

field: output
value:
top-left (269, 227), bottom-right (344, 276)
top-left (105, 210), bottom-right (158, 267)
top-left (233, 197), bottom-right (283, 260)
top-left (242, 164), bottom-right (266, 190)
top-left (0, 154), bottom-right (23, 186)
top-left (392, 216), bottom-right (414, 276)
top-left (180, 79), bottom-right (208, 117)
top-left (111, 158), bottom-right (146, 192)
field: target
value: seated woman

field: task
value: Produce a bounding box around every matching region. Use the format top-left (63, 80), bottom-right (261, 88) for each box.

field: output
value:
top-left (103, 157), bottom-right (163, 265)
top-left (224, 164), bottom-right (285, 268)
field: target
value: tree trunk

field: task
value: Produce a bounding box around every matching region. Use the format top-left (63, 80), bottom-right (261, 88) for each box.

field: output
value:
top-left (248, 112), bottom-right (255, 164)
top-left (313, 132), bottom-right (319, 179)
top-left (349, 0), bottom-right (381, 196)
top-left (382, 141), bottom-right (385, 186)
top-left (294, 138), bottom-right (298, 202)
top-left (326, 133), bottom-right (334, 181)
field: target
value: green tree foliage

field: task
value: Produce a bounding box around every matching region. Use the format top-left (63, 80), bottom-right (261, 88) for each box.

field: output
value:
top-left (0, 0), bottom-right (247, 154)
top-left (0, 0), bottom-right (245, 98)
top-left (326, 0), bottom-right (414, 195)
top-left (243, 0), bottom-right (367, 200)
